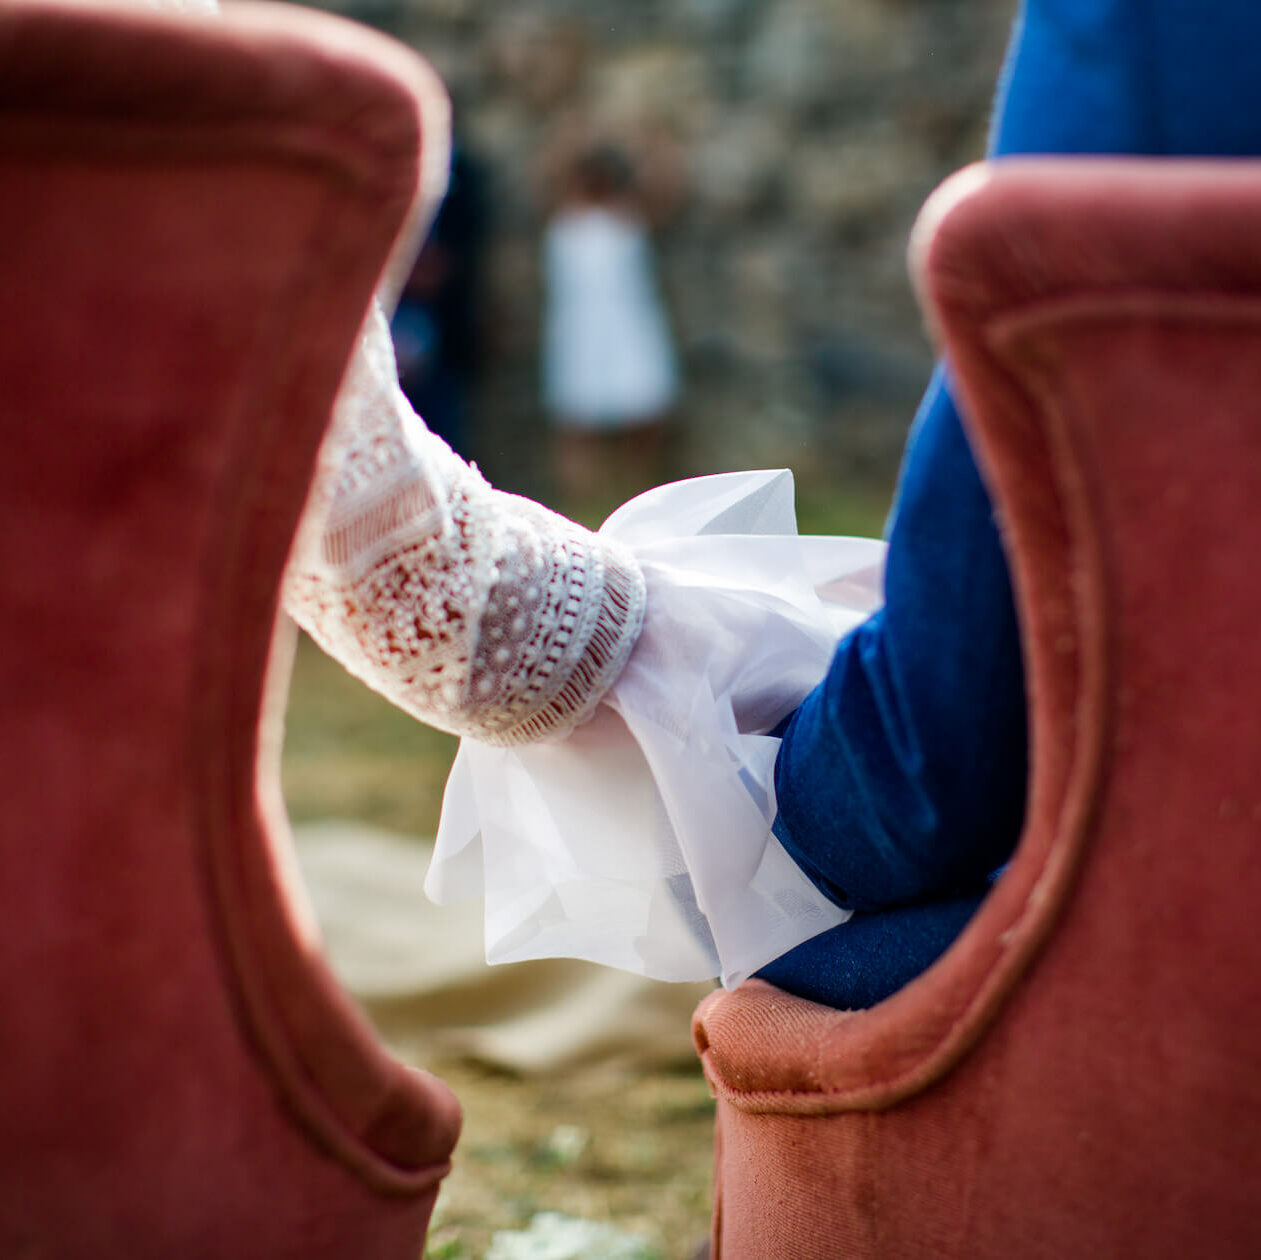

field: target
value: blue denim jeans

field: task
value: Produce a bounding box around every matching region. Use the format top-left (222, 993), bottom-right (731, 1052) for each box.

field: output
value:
top-left (764, 0), bottom-right (1261, 1007)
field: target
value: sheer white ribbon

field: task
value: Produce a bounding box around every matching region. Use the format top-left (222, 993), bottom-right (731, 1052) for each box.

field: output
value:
top-left (426, 470), bottom-right (887, 987)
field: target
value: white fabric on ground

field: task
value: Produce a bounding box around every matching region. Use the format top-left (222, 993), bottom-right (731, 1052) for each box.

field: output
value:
top-left (293, 820), bottom-right (712, 1072)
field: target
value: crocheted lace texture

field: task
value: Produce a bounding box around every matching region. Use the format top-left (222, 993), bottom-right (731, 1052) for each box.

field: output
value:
top-left (284, 309), bottom-right (646, 745)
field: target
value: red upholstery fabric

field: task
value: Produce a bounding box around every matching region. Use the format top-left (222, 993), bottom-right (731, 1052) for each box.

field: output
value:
top-left (694, 159), bottom-right (1261, 1258)
top-left (0, 3), bottom-right (460, 1253)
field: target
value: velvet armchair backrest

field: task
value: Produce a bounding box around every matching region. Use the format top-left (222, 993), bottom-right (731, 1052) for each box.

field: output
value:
top-left (0, 3), bottom-right (460, 1253)
top-left (694, 159), bottom-right (1261, 1258)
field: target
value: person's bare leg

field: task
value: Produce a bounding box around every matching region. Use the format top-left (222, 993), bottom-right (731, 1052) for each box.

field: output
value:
top-left (556, 426), bottom-right (608, 500)
top-left (618, 416), bottom-right (669, 496)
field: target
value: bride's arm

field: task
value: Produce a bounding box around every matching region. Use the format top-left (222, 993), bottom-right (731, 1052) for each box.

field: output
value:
top-left (283, 307), bottom-right (645, 745)
top-left (134, 0), bottom-right (644, 742)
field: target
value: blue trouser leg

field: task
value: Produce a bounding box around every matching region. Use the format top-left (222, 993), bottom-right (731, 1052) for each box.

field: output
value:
top-left (763, 0), bottom-right (1261, 1008)
top-left (757, 892), bottom-right (987, 1011)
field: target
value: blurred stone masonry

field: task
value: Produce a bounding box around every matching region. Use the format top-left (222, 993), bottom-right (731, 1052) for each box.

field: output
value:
top-left (314, 0), bottom-right (1015, 500)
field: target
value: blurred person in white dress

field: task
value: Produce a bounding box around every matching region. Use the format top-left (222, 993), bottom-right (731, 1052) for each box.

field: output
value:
top-left (541, 144), bottom-right (679, 501)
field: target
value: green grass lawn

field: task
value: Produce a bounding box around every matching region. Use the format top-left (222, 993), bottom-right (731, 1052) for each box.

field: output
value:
top-left (282, 631), bottom-right (459, 838)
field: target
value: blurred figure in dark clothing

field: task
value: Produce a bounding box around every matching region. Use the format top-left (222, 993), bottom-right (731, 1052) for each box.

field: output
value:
top-left (391, 141), bottom-right (487, 458)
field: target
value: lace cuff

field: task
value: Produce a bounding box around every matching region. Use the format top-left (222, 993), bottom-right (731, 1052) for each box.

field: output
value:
top-left (283, 308), bottom-right (646, 745)
top-left (463, 493), bottom-right (645, 744)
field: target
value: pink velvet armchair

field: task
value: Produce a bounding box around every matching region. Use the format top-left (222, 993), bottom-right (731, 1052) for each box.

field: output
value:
top-left (694, 159), bottom-right (1261, 1257)
top-left (0, 3), bottom-right (460, 1253)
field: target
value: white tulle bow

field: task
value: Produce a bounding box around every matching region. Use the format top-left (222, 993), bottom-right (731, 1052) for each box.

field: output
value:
top-left (425, 470), bottom-right (887, 987)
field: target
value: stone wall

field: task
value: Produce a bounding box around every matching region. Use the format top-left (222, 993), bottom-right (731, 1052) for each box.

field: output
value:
top-left (323, 0), bottom-right (1016, 501)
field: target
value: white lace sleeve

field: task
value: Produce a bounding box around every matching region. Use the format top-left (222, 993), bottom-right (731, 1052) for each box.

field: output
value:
top-left (283, 308), bottom-right (646, 746)
top-left (134, 0), bottom-right (643, 741)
